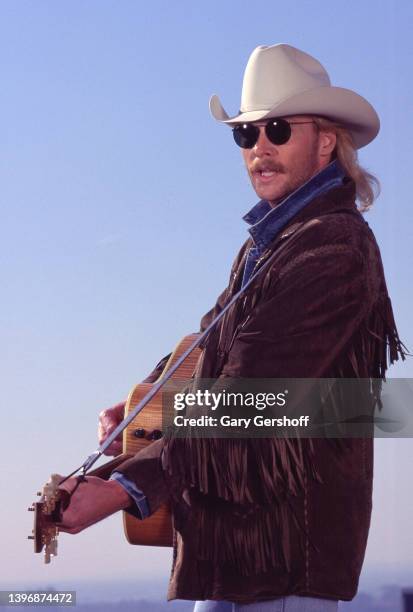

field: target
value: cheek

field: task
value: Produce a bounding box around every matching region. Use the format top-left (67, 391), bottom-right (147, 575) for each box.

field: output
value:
top-left (282, 139), bottom-right (315, 170)
top-left (273, 146), bottom-right (296, 171)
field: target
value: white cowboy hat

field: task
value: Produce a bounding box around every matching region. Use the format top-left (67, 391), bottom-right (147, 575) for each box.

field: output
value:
top-left (210, 44), bottom-right (379, 149)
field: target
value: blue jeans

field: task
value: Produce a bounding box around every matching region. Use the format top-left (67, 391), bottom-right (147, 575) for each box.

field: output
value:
top-left (193, 596), bottom-right (338, 611)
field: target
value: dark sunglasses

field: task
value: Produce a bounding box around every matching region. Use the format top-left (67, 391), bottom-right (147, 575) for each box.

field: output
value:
top-left (232, 118), bottom-right (315, 149)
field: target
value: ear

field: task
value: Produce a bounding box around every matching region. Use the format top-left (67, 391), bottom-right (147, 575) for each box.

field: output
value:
top-left (318, 130), bottom-right (337, 159)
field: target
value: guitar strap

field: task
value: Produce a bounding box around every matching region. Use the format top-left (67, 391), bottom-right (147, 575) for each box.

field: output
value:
top-left (68, 219), bottom-right (315, 479)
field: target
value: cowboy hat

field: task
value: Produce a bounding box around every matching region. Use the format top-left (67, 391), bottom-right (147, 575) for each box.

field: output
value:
top-left (210, 44), bottom-right (379, 149)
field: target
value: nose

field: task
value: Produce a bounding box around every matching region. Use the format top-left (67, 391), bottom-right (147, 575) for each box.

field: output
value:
top-left (253, 126), bottom-right (275, 157)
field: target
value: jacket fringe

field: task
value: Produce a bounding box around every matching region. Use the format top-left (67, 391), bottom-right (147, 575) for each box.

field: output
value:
top-left (162, 435), bottom-right (322, 574)
top-left (163, 437), bottom-right (321, 505)
top-left (370, 294), bottom-right (408, 377)
top-left (195, 495), bottom-right (302, 575)
top-left (338, 294), bottom-right (408, 407)
top-left (162, 292), bottom-right (408, 576)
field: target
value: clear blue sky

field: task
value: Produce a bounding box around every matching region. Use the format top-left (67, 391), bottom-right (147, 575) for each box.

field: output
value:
top-left (1, 0), bottom-right (412, 600)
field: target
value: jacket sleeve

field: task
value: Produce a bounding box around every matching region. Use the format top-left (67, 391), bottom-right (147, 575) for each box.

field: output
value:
top-left (199, 287), bottom-right (229, 332)
top-left (142, 353), bottom-right (172, 384)
top-left (111, 438), bottom-right (169, 515)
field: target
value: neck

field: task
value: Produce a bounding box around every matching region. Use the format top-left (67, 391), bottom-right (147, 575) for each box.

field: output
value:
top-left (268, 159), bottom-right (336, 208)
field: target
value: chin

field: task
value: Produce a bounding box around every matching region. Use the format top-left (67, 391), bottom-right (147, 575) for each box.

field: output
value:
top-left (258, 188), bottom-right (287, 204)
top-left (254, 178), bottom-right (290, 204)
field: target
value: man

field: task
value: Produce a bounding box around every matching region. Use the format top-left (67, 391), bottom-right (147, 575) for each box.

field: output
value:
top-left (57, 44), bottom-right (406, 611)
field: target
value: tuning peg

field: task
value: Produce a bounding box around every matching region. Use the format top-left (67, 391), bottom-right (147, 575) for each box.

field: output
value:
top-left (37, 492), bottom-right (42, 496)
top-left (28, 507), bottom-right (35, 512)
top-left (150, 429), bottom-right (163, 440)
top-left (133, 428), bottom-right (146, 438)
top-left (27, 536), bottom-right (34, 540)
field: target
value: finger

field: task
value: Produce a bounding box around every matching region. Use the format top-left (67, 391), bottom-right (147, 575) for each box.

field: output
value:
top-left (57, 525), bottom-right (80, 534)
top-left (98, 422), bottom-right (122, 443)
top-left (98, 404), bottom-right (125, 447)
top-left (99, 403), bottom-right (125, 426)
top-left (101, 422), bottom-right (122, 438)
top-left (112, 402), bottom-right (126, 417)
top-left (99, 415), bottom-right (119, 432)
top-left (98, 427), bottom-right (122, 446)
top-left (102, 441), bottom-right (122, 456)
top-left (58, 477), bottom-right (79, 494)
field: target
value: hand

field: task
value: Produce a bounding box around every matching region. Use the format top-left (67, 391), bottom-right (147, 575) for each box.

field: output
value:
top-left (56, 475), bottom-right (132, 534)
top-left (98, 402), bottom-right (125, 456)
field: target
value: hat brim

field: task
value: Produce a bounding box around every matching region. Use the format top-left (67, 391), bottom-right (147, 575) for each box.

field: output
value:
top-left (210, 86), bottom-right (380, 149)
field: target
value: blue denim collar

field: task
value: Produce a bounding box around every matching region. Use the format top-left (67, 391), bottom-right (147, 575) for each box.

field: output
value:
top-left (243, 160), bottom-right (346, 253)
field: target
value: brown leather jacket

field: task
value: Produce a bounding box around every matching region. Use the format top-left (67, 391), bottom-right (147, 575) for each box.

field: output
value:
top-left (114, 178), bottom-right (406, 604)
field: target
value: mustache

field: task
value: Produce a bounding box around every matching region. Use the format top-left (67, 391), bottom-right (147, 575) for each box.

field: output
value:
top-left (250, 161), bottom-right (285, 174)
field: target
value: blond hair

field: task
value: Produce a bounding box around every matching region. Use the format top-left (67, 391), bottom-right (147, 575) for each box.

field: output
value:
top-left (312, 116), bottom-right (380, 212)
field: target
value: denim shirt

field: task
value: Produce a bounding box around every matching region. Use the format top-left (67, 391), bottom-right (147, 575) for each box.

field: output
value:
top-left (110, 470), bottom-right (150, 519)
top-left (110, 159), bottom-right (346, 518)
top-left (241, 159), bottom-right (345, 287)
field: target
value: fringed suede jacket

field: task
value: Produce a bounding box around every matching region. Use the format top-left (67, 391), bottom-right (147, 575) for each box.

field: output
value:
top-left (114, 176), bottom-right (406, 604)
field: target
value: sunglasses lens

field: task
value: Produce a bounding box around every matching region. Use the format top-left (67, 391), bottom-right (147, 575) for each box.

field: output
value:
top-left (233, 119), bottom-right (292, 148)
top-left (266, 118), bottom-right (291, 145)
top-left (233, 124), bottom-right (259, 149)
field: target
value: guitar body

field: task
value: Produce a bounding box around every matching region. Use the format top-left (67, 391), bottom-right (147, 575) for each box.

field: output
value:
top-left (122, 333), bottom-right (202, 547)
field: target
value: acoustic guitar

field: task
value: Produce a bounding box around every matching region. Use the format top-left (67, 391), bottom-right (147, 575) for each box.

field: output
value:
top-left (29, 333), bottom-right (202, 562)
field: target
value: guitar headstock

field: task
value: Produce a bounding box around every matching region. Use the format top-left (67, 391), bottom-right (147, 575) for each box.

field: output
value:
top-left (28, 474), bottom-right (63, 564)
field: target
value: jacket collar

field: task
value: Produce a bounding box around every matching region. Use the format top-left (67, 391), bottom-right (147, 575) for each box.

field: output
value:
top-left (243, 160), bottom-right (351, 252)
top-left (278, 175), bottom-right (360, 238)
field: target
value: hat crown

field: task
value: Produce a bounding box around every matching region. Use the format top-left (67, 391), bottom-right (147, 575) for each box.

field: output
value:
top-left (209, 42), bottom-right (380, 148)
top-left (240, 44), bottom-right (331, 113)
